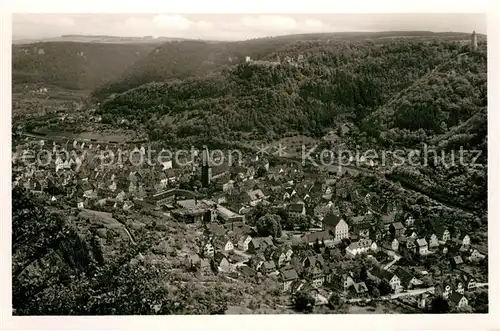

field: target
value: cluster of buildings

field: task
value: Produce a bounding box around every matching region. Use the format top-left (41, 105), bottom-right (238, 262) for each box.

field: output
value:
top-left (12, 136), bottom-right (487, 311)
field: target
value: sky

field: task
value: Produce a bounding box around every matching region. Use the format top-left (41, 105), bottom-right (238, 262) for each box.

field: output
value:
top-left (12, 13), bottom-right (487, 41)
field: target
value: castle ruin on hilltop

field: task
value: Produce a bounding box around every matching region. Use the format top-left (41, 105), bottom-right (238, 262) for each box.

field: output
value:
top-left (245, 54), bottom-right (306, 67)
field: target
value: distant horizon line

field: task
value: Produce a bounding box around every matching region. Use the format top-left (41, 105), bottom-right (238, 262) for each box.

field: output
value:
top-left (12, 30), bottom-right (485, 43)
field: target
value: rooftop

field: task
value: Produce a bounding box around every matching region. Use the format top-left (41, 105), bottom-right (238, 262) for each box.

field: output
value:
top-left (416, 238), bottom-right (428, 246)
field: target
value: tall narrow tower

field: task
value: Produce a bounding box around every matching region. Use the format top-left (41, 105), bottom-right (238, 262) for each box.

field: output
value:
top-left (201, 145), bottom-right (211, 187)
top-left (471, 30), bottom-right (478, 51)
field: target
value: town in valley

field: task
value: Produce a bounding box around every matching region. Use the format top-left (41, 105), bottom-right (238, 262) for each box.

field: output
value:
top-left (11, 14), bottom-right (488, 315)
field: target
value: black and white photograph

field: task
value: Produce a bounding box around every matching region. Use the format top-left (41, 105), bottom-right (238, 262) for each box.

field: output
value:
top-left (2, 1), bottom-right (498, 329)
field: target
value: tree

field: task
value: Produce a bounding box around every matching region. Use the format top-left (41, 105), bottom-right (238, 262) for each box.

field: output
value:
top-left (313, 238), bottom-right (323, 253)
top-left (293, 291), bottom-right (315, 313)
top-left (276, 208), bottom-right (290, 228)
top-left (12, 187), bottom-right (232, 315)
top-left (378, 279), bottom-right (392, 296)
top-left (256, 214), bottom-right (282, 239)
top-left (247, 204), bottom-right (267, 225)
top-left (371, 287), bottom-right (380, 298)
top-left (290, 214), bottom-right (311, 231)
top-left (429, 295), bottom-right (450, 313)
top-left (359, 266), bottom-right (368, 281)
top-left (456, 305), bottom-right (474, 313)
top-left (193, 179), bottom-right (202, 190)
top-left (328, 293), bottom-right (341, 307)
top-left (255, 166), bottom-right (267, 178)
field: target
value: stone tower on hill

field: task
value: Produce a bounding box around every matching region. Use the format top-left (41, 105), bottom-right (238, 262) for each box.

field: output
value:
top-left (471, 30), bottom-right (478, 51)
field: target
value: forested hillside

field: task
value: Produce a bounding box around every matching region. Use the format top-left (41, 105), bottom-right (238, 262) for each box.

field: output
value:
top-left (90, 31), bottom-right (477, 100)
top-left (361, 50), bottom-right (487, 148)
top-left (12, 42), bottom-right (157, 90)
top-left (98, 37), bottom-right (485, 147)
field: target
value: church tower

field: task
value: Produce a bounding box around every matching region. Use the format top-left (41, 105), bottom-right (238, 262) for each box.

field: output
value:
top-left (201, 145), bottom-right (212, 187)
top-left (471, 30), bottom-right (478, 51)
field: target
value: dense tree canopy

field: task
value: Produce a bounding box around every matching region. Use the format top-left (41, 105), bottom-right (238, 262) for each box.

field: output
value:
top-left (12, 187), bottom-right (230, 315)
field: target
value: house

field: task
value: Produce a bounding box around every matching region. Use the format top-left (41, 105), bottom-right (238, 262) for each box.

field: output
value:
top-left (428, 234), bottom-right (439, 249)
top-left (405, 216), bottom-right (415, 227)
top-left (350, 215), bottom-right (370, 236)
top-left (454, 279), bottom-right (465, 294)
top-left (238, 265), bottom-right (257, 279)
top-left (115, 190), bottom-right (126, 202)
top-left (303, 231), bottom-right (334, 247)
top-left (247, 236), bottom-right (274, 254)
top-left (271, 247), bottom-right (293, 267)
top-left (247, 189), bottom-right (266, 206)
top-left (123, 201), bottom-right (134, 211)
top-left (417, 238), bottom-right (428, 255)
top-left (429, 220), bottom-right (451, 242)
top-left (351, 282), bottom-right (369, 295)
top-left (83, 183), bottom-right (95, 198)
top-left (462, 235), bottom-right (471, 246)
top-left (346, 239), bottom-right (377, 257)
top-left (287, 203), bottom-right (306, 217)
top-left (271, 251), bottom-right (287, 267)
top-left (417, 293), bottom-right (429, 309)
top-left (370, 226), bottom-right (384, 242)
top-left (390, 222), bottom-right (405, 238)
top-left (339, 274), bottom-right (356, 294)
top-left (460, 273), bottom-right (477, 291)
top-left (355, 223), bottom-right (371, 239)
top-left (313, 202), bottom-right (334, 220)
top-left (338, 273), bottom-right (368, 296)
top-left (306, 266), bottom-right (325, 288)
top-left (437, 283), bottom-right (454, 299)
top-left (302, 254), bottom-right (325, 269)
top-left (280, 268), bottom-right (299, 292)
top-left (285, 247), bottom-right (294, 261)
top-left (261, 260), bottom-right (277, 275)
top-left (237, 235), bottom-right (253, 251)
top-left (205, 223), bottom-right (227, 237)
top-left (369, 267), bottom-right (401, 293)
top-left (201, 241), bottom-right (215, 258)
top-left (392, 238), bottom-right (400, 251)
top-left (108, 181), bottom-right (117, 192)
top-left (323, 263), bottom-right (335, 284)
top-left (214, 237), bottom-right (234, 252)
top-left (469, 249), bottom-right (486, 262)
top-left (381, 212), bottom-right (397, 231)
top-left (128, 181), bottom-right (137, 193)
top-left (214, 204), bottom-right (245, 223)
top-left (322, 213), bottom-right (349, 241)
top-left (450, 255), bottom-right (464, 268)
top-left (283, 188), bottom-right (296, 200)
top-left (449, 292), bottom-right (468, 308)
top-left (248, 255), bottom-right (265, 272)
top-left (214, 252), bottom-right (231, 273)
top-left (393, 267), bottom-right (422, 290)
